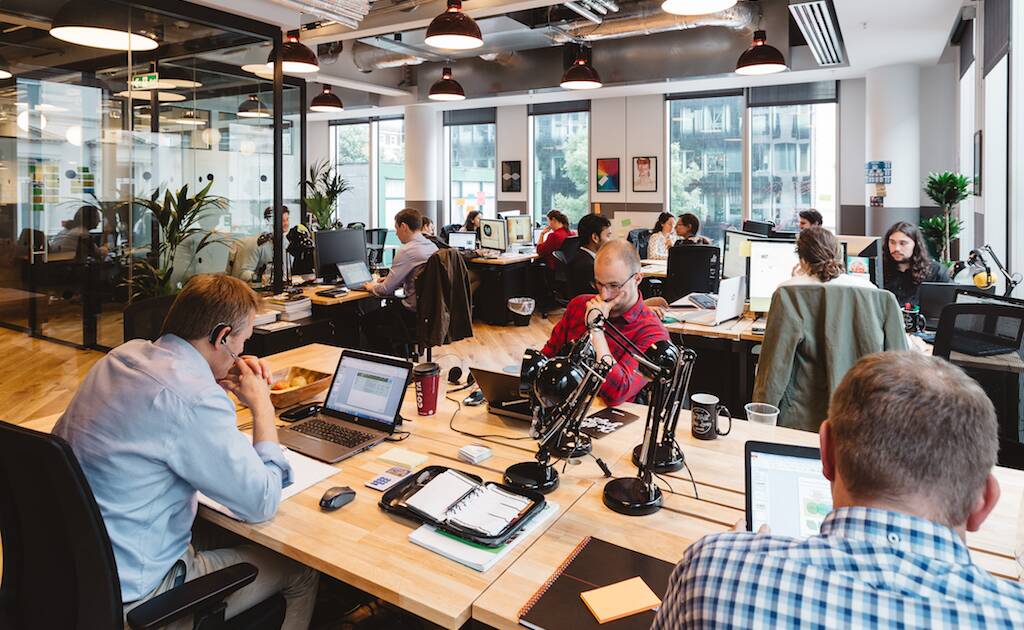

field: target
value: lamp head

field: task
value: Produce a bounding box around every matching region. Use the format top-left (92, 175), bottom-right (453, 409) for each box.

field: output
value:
top-left (640, 340), bottom-right (680, 380)
top-left (532, 358), bottom-right (586, 409)
top-left (519, 349), bottom-right (547, 396)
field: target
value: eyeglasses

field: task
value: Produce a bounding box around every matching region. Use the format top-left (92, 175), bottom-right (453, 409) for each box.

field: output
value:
top-left (593, 272), bottom-right (638, 293)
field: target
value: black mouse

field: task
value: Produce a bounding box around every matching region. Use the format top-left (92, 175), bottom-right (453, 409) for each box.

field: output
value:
top-left (464, 390), bottom-right (485, 406)
top-left (320, 486), bottom-right (356, 511)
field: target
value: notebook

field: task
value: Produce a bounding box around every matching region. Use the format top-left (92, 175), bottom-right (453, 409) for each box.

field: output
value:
top-left (519, 537), bottom-right (675, 630)
top-left (406, 469), bottom-right (534, 536)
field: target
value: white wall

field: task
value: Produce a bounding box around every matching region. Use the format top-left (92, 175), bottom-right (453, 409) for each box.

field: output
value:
top-left (839, 78), bottom-right (866, 207)
top-left (983, 57), bottom-right (1009, 289)
top-left (919, 64), bottom-right (957, 206)
top-left (587, 95), bottom-right (666, 209)
top-left (496, 105), bottom-right (528, 204)
top-left (307, 120), bottom-right (330, 167)
top-left (590, 98), bottom-right (626, 205)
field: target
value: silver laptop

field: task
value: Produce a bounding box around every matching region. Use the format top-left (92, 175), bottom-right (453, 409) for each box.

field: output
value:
top-left (279, 350), bottom-right (413, 463)
top-left (335, 261), bottom-right (373, 289)
top-left (448, 231), bottom-right (477, 250)
top-left (676, 276), bottom-right (746, 326)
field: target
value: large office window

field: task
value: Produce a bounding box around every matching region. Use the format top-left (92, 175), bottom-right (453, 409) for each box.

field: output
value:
top-left (532, 111), bottom-right (589, 224)
top-left (447, 123), bottom-right (496, 223)
top-left (377, 118), bottom-right (405, 227)
top-left (749, 102), bottom-right (837, 229)
top-left (330, 122), bottom-right (371, 226)
top-left (667, 94), bottom-right (744, 243)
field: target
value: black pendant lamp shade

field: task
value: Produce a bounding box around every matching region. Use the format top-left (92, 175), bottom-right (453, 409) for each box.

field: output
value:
top-left (266, 35), bottom-right (319, 74)
top-left (735, 29), bottom-right (787, 75)
top-left (310, 85), bottom-right (344, 112)
top-left (429, 66), bottom-right (466, 101)
top-left (238, 94), bottom-right (270, 118)
top-left (425, 0), bottom-right (483, 50)
top-left (560, 48), bottom-right (602, 90)
top-left (49, 1), bottom-right (159, 51)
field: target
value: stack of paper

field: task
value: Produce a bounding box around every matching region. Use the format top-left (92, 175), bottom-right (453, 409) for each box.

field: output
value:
top-left (266, 294), bottom-right (312, 321)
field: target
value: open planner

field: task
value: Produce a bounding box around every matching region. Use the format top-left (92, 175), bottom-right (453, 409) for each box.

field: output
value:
top-left (405, 469), bottom-right (534, 537)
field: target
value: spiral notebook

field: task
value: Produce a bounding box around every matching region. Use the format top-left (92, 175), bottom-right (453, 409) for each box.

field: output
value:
top-left (518, 537), bottom-right (675, 630)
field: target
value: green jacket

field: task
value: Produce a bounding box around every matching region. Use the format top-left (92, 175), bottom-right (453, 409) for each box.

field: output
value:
top-left (753, 283), bottom-right (909, 432)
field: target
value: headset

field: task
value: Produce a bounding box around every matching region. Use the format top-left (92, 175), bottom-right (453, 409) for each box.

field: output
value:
top-left (446, 365), bottom-right (476, 393)
top-left (209, 322), bottom-right (240, 361)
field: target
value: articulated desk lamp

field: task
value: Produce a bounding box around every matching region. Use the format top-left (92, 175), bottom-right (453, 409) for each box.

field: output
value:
top-left (953, 245), bottom-right (1022, 297)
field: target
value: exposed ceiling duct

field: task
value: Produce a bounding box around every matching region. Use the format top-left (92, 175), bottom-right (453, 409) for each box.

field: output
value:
top-left (267, 0), bottom-right (372, 29)
top-left (553, 0), bottom-right (757, 42)
top-left (352, 39), bottom-right (427, 71)
top-left (789, 0), bottom-right (844, 66)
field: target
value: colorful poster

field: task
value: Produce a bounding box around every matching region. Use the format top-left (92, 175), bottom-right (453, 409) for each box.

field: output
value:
top-left (596, 158), bottom-right (619, 193)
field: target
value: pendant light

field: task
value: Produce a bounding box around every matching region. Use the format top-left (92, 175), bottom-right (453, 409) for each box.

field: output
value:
top-left (266, 34), bottom-right (319, 74)
top-left (158, 68), bottom-right (203, 89)
top-left (425, 0), bottom-right (483, 51)
top-left (0, 54), bottom-right (12, 80)
top-left (310, 85), bottom-right (344, 112)
top-left (560, 46), bottom-right (602, 90)
top-left (237, 94), bottom-right (270, 118)
top-left (661, 0), bottom-right (736, 15)
top-left (174, 110), bottom-right (206, 126)
top-left (428, 66), bottom-right (465, 101)
top-left (49, 1), bottom-right (158, 51)
top-left (735, 29), bottom-right (787, 75)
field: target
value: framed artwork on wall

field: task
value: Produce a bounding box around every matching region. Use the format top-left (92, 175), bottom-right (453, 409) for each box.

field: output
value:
top-left (632, 156), bottom-right (657, 192)
top-left (596, 157), bottom-right (619, 193)
top-left (501, 160), bottom-right (522, 193)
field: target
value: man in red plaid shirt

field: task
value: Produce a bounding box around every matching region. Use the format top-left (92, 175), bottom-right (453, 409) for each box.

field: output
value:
top-left (541, 239), bottom-right (669, 406)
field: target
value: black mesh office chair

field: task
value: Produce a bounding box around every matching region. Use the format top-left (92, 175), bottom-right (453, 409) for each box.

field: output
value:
top-left (365, 228), bottom-right (388, 270)
top-left (663, 244), bottom-right (721, 304)
top-left (123, 294), bottom-right (177, 342)
top-left (0, 421), bottom-right (285, 630)
top-left (627, 228), bottom-right (652, 260)
top-left (933, 302), bottom-right (1024, 470)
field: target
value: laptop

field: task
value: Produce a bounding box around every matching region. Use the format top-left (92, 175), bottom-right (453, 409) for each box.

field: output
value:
top-left (448, 231), bottom-right (477, 251)
top-left (278, 350), bottom-right (413, 463)
top-left (745, 441), bottom-right (831, 538)
top-left (673, 276), bottom-right (746, 326)
top-left (335, 261), bottom-right (373, 290)
top-left (469, 367), bottom-right (533, 422)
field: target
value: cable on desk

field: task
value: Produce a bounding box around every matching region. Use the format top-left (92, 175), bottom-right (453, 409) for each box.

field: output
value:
top-left (385, 430), bottom-right (411, 442)
top-left (444, 392), bottom-right (533, 442)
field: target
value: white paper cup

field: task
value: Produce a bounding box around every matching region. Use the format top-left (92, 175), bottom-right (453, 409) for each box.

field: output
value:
top-left (745, 402), bottom-right (780, 426)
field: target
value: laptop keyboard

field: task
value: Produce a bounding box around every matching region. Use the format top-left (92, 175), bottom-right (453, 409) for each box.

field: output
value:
top-left (292, 419), bottom-right (375, 448)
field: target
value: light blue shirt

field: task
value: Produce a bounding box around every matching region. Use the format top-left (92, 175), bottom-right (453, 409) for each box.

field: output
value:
top-left (53, 334), bottom-right (292, 602)
top-left (370, 232), bottom-right (437, 311)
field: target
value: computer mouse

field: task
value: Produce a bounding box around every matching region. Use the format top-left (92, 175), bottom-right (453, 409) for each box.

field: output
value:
top-left (320, 486), bottom-right (356, 511)
top-left (464, 389), bottom-right (485, 406)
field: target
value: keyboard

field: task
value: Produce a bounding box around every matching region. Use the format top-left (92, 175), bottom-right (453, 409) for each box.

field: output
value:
top-left (292, 419), bottom-right (375, 448)
top-left (688, 293), bottom-right (718, 310)
top-left (950, 331), bottom-right (1019, 357)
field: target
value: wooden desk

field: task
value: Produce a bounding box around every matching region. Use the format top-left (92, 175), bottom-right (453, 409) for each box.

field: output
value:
top-left (949, 349), bottom-right (1024, 374)
top-left (641, 263), bottom-right (667, 279)
top-left (468, 253), bottom-right (538, 265)
top-left (296, 286), bottom-right (374, 307)
top-left (665, 316), bottom-right (764, 342)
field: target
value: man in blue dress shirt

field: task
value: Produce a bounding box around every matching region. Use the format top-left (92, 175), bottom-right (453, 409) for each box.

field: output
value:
top-left (653, 352), bottom-right (1024, 629)
top-left (54, 274), bottom-right (317, 629)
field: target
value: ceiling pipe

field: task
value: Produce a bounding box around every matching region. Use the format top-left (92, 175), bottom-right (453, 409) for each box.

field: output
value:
top-left (352, 39), bottom-right (427, 70)
top-left (554, 0), bottom-right (755, 42)
top-left (563, 1), bottom-right (603, 24)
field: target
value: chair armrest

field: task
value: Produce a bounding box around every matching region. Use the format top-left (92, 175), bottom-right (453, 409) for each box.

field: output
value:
top-left (126, 563), bottom-right (258, 630)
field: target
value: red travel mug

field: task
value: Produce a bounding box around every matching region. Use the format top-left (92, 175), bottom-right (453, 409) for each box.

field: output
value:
top-left (413, 362), bottom-right (440, 416)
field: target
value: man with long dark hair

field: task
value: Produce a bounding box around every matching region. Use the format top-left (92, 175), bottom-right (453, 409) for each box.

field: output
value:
top-left (882, 221), bottom-right (949, 307)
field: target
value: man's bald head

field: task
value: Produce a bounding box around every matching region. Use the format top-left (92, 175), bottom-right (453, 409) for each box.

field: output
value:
top-left (596, 238), bottom-right (641, 275)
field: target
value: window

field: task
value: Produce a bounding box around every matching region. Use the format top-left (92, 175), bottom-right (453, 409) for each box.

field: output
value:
top-left (668, 95), bottom-right (744, 243)
top-left (749, 102), bottom-right (837, 229)
top-left (447, 123), bottom-right (496, 223)
top-left (377, 118), bottom-right (405, 227)
top-left (330, 122), bottom-right (370, 226)
top-left (532, 111), bottom-right (589, 224)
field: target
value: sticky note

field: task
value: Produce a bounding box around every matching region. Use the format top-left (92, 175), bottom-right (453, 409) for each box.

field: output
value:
top-left (580, 576), bottom-right (661, 624)
top-left (739, 240), bottom-right (752, 257)
top-left (379, 447), bottom-right (427, 470)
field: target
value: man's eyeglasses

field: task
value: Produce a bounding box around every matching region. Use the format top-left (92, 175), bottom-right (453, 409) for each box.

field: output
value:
top-left (593, 272), bottom-right (638, 293)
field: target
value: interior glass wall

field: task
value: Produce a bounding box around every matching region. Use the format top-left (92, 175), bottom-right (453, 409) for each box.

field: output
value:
top-left (532, 111), bottom-right (589, 224)
top-left (447, 123), bottom-right (496, 224)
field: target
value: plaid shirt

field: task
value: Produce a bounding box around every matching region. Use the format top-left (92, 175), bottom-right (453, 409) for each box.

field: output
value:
top-left (542, 294), bottom-right (669, 406)
top-left (652, 507), bottom-right (1024, 630)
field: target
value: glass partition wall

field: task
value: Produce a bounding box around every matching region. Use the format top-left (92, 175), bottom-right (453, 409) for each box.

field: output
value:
top-left (0, 1), bottom-right (294, 349)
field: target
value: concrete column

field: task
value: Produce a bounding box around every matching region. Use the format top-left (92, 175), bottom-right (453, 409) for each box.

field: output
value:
top-left (865, 64), bottom-right (921, 235)
top-left (403, 104), bottom-right (442, 225)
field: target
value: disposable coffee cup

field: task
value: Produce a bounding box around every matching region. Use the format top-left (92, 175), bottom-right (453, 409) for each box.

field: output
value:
top-left (745, 402), bottom-right (780, 426)
top-left (413, 362), bottom-right (440, 416)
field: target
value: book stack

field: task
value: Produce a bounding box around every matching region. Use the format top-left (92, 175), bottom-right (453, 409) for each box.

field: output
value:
top-left (266, 294), bottom-right (312, 322)
top-left (253, 310), bottom-right (278, 327)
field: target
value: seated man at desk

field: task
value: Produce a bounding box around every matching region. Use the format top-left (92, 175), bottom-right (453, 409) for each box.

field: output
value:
top-left (364, 207), bottom-right (437, 326)
top-left (568, 213), bottom-right (611, 297)
top-left (883, 220), bottom-right (949, 307)
top-left (654, 352), bottom-right (1024, 629)
top-left (53, 274), bottom-right (318, 628)
top-left (673, 212), bottom-right (711, 245)
top-left (541, 239), bottom-right (669, 406)
top-left (798, 208), bottom-right (823, 230)
top-left (230, 206), bottom-right (290, 282)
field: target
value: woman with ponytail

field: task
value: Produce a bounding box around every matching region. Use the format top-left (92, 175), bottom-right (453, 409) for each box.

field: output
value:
top-left (780, 227), bottom-right (873, 288)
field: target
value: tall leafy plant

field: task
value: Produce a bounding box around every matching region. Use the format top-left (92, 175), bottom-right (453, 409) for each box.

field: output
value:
top-left (923, 172), bottom-right (970, 265)
top-left (125, 182), bottom-right (227, 299)
top-left (302, 159), bottom-right (351, 230)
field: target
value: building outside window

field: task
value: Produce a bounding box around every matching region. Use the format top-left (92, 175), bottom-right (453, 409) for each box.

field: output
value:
top-left (377, 118), bottom-right (405, 226)
top-left (532, 111), bottom-right (589, 224)
top-left (447, 123), bottom-right (496, 223)
top-left (330, 122), bottom-right (371, 227)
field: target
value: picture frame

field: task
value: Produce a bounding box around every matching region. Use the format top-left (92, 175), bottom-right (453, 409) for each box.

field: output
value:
top-left (501, 160), bottom-right (522, 193)
top-left (596, 157), bottom-right (620, 193)
top-left (632, 156), bottom-right (657, 192)
top-left (973, 130), bottom-right (982, 196)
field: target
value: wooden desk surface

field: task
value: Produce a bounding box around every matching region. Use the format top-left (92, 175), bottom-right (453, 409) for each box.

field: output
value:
top-left (949, 349), bottom-right (1024, 374)
top-left (294, 285), bottom-right (375, 306)
top-left (665, 316), bottom-right (765, 342)
top-left (468, 253), bottom-right (538, 265)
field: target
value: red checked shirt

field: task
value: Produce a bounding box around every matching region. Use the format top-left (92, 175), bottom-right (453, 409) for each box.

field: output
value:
top-left (541, 294), bottom-right (670, 406)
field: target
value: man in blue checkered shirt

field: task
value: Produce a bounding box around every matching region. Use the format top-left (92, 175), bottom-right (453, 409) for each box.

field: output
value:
top-left (652, 352), bottom-right (1024, 629)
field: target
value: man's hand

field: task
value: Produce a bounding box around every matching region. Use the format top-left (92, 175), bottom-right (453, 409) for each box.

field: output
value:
top-left (731, 518), bottom-right (770, 534)
top-left (363, 280), bottom-right (376, 292)
top-left (219, 356), bottom-right (272, 413)
top-left (585, 296), bottom-right (612, 327)
top-left (645, 297), bottom-right (669, 321)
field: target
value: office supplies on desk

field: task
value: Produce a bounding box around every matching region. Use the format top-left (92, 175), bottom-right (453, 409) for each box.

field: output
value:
top-left (320, 486), bottom-right (356, 511)
top-left (580, 576), bottom-right (661, 624)
top-left (379, 446), bottom-right (428, 470)
top-left (458, 444), bottom-right (492, 464)
top-left (365, 466), bottom-right (412, 492)
top-left (316, 286), bottom-right (349, 298)
top-left (518, 537), bottom-right (674, 630)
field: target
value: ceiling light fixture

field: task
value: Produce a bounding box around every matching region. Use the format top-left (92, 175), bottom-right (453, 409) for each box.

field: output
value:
top-left (661, 0), bottom-right (737, 15)
top-left (0, 54), bottom-right (12, 80)
top-left (174, 110), bottom-right (206, 126)
top-left (425, 0), bottom-right (483, 51)
top-left (735, 29), bottom-right (788, 75)
top-left (49, 1), bottom-right (159, 51)
top-left (428, 66), bottom-right (466, 101)
top-left (266, 34), bottom-right (319, 74)
top-left (310, 85), bottom-right (344, 112)
top-left (560, 47), bottom-right (602, 90)
top-left (241, 63), bottom-right (274, 79)
top-left (237, 94), bottom-right (270, 118)
top-left (115, 90), bottom-right (186, 102)
top-left (155, 68), bottom-right (203, 89)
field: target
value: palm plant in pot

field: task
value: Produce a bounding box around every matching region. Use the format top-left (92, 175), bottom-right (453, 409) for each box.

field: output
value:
top-left (302, 159), bottom-right (350, 230)
top-left (922, 171), bottom-right (970, 266)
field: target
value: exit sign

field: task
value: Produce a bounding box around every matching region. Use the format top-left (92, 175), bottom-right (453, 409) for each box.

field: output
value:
top-left (130, 72), bottom-right (159, 90)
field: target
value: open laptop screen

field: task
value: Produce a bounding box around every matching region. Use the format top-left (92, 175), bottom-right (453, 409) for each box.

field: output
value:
top-left (324, 354), bottom-right (410, 429)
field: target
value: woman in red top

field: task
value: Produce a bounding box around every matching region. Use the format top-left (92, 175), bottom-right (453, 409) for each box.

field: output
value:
top-left (536, 209), bottom-right (574, 269)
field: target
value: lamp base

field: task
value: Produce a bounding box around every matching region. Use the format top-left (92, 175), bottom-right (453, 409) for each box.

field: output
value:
top-left (551, 431), bottom-right (592, 459)
top-left (631, 442), bottom-right (684, 473)
top-left (503, 461), bottom-right (559, 494)
top-left (602, 477), bottom-right (663, 516)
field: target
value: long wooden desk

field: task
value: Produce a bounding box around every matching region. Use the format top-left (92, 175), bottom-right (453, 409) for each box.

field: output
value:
top-left (468, 253), bottom-right (539, 265)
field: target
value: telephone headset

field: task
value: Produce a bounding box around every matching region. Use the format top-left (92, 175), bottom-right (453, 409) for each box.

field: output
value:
top-left (209, 322), bottom-right (240, 360)
top-left (446, 365), bottom-right (475, 393)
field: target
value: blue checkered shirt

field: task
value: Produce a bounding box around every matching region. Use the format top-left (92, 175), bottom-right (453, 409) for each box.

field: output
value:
top-left (651, 507), bottom-right (1024, 629)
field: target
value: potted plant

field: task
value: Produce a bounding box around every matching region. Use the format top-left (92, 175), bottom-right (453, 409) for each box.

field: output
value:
top-left (302, 159), bottom-right (350, 230)
top-left (923, 172), bottom-right (970, 265)
top-left (919, 214), bottom-right (962, 263)
top-left (124, 181), bottom-right (228, 300)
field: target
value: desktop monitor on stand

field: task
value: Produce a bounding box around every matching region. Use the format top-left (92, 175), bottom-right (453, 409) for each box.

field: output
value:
top-left (747, 239), bottom-right (800, 312)
top-left (722, 229), bottom-right (763, 279)
top-left (315, 228), bottom-right (367, 284)
top-left (506, 215), bottom-right (534, 251)
top-left (480, 218), bottom-right (508, 252)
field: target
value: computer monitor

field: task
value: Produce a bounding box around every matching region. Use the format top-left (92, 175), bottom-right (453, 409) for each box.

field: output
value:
top-left (315, 228), bottom-right (367, 283)
top-left (506, 215), bottom-right (533, 246)
top-left (324, 351), bottom-right (412, 431)
top-left (747, 239), bottom-right (800, 312)
top-left (479, 218), bottom-right (508, 252)
top-left (742, 220), bottom-right (774, 236)
top-left (499, 210), bottom-right (522, 219)
top-left (533, 228), bottom-right (544, 244)
top-left (447, 231), bottom-right (477, 250)
top-left (722, 230), bottom-right (762, 279)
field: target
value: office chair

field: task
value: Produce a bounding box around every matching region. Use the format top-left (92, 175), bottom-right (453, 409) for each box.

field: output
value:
top-left (364, 228), bottom-right (388, 270)
top-left (742, 220), bottom-right (774, 236)
top-left (662, 244), bottom-right (721, 304)
top-left (0, 422), bottom-right (285, 630)
top-left (345, 222), bottom-right (366, 230)
top-left (627, 228), bottom-right (652, 260)
top-left (123, 294), bottom-right (178, 342)
top-left (933, 303), bottom-right (1024, 469)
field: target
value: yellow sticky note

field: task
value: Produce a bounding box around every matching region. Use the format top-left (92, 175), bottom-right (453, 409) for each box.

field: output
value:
top-left (580, 576), bottom-right (661, 624)
top-left (739, 240), bottom-right (752, 257)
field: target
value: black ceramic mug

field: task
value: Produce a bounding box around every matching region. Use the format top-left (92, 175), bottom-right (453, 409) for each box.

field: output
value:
top-left (691, 393), bottom-right (731, 440)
